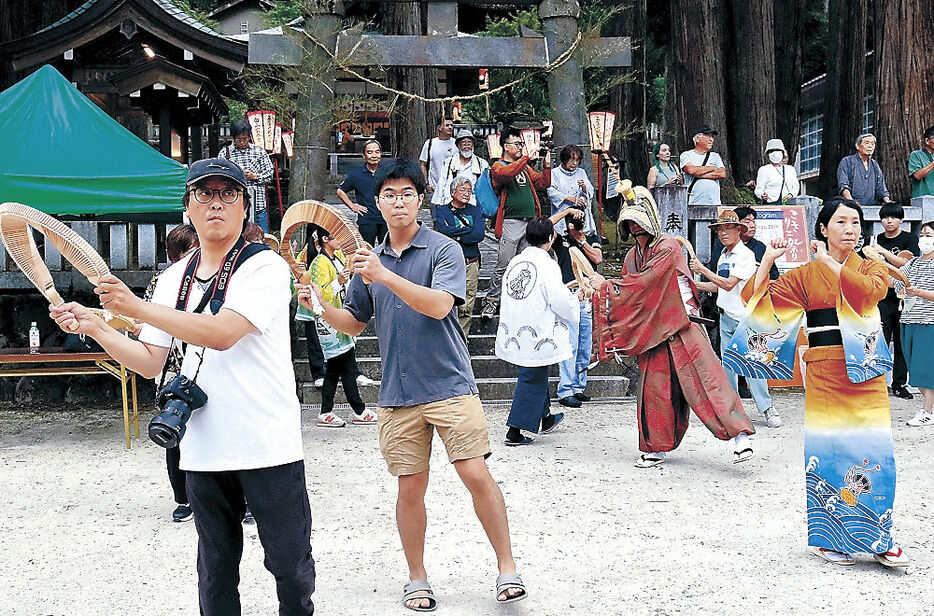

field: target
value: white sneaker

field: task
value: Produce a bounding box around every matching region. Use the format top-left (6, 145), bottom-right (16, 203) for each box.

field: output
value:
top-left (906, 410), bottom-right (934, 427)
top-left (356, 374), bottom-right (377, 386)
top-left (316, 412), bottom-right (346, 428)
top-left (313, 377), bottom-right (324, 388)
top-left (763, 407), bottom-right (783, 428)
top-left (634, 452), bottom-right (667, 468)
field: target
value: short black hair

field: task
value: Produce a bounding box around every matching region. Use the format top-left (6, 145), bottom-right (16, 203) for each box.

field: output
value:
top-left (814, 197), bottom-right (864, 246)
top-left (500, 128), bottom-right (521, 149)
top-left (165, 224), bottom-right (199, 262)
top-left (525, 216), bottom-right (554, 247)
top-left (924, 126), bottom-right (934, 140)
top-left (231, 119), bottom-right (252, 138)
top-left (733, 206), bottom-right (757, 221)
top-left (373, 158), bottom-right (426, 196)
top-left (879, 202), bottom-right (905, 220)
top-left (559, 144), bottom-right (584, 164)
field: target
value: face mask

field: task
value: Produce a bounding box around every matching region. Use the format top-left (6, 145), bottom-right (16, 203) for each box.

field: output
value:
top-left (768, 151), bottom-right (783, 164)
top-left (919, 237), bottom-right (934, 255)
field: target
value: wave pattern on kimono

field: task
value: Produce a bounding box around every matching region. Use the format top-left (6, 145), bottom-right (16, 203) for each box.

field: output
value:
top-left (736, 254), bottom-right (896, 554)
top-left (601, 235), bottom-right (753, 453)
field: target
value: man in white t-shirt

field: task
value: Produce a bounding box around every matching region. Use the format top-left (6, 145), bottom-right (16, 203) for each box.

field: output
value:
top-left (680, 124), bottom-right (726, 205)
top-left (49, 158), bottom-right (315, 616)
top-left (419, 118), bottom-right (458, 209)
top-left (691, 209), bottom-right (778, 427)
top-left (432, 128), bottom-right (490, 206)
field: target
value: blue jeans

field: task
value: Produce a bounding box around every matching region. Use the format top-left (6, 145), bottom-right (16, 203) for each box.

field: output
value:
top-left (254, 207), bottom-right (269, 233)
top-left (720, 312), bottom-right (772, 413)
top-left (507, 365), bottom-right (551, 433)
top-left (558, 302), bottom-right (592, 398)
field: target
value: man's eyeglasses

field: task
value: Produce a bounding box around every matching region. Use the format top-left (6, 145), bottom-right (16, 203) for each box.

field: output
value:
top-left (190, 187), bottom-right (242, 204)
top-left (504, 141), bottom-right (525, 148)
top-left (379, 192), bottom-right (419, 204)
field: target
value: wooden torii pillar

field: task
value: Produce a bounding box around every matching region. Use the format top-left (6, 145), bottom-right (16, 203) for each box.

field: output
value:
top-left (249, 0), bottom-right (631, 204)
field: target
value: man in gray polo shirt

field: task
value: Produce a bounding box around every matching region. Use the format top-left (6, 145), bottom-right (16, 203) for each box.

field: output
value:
top-left (298, 159), bottom-right (527, 611)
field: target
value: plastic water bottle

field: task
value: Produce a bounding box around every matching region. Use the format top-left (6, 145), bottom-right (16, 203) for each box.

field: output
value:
top-left (29, 322), bottom-right (40, 354)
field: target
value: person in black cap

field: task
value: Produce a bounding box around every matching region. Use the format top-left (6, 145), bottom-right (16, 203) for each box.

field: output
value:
top-left (49, 157), bottom-right (316, 616)
top-left (680, 124), bottom-right (726, 205)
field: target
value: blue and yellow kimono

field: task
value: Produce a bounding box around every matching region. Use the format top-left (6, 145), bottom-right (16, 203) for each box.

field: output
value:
top-left (726, 253), bottom-right (897, 554)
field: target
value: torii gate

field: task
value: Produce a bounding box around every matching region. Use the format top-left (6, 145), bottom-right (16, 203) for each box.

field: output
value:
top-left (248, 0), bottom-right (631, 203)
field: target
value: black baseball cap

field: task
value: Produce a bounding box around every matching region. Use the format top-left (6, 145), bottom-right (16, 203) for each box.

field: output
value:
top-left (186, 157), bottom-right (247, 189)
top-left (691, 124), bottom-right (719, 137)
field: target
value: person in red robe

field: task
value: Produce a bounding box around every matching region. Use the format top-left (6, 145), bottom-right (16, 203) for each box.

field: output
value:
top-left (590, 185), bottom-right (755, 467)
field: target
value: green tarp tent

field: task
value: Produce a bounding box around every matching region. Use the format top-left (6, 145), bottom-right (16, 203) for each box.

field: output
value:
top-left (0, 65), bottom-right (186, 216)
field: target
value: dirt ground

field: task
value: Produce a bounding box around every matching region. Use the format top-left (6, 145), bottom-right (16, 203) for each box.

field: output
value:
top-left (1, 390), bottom-right (932, 616)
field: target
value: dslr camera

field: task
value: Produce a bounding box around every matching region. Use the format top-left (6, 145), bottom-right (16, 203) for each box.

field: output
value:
top-left (567, 203), bottom-right (586, 231)
top-left (148, 374), bottom-right (208, 448)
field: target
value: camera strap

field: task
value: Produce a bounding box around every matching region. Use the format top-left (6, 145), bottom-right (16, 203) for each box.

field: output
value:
top-left (175, 237), bottom-right (271, 314)
top-left (159, 238), bottom-right (271, 385)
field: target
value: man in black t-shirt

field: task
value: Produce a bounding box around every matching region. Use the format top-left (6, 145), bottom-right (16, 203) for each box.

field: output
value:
top-left (875, 202), bottom-right (920, 399)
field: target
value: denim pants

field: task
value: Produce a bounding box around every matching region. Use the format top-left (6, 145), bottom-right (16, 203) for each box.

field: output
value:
top-left (558, 302), bottom-right (592, 398)
top-left (254, 207), bottom-right (269, 233)
top-left (720, 312), bottom-right (772, 413)
top-left (507, 365), bottom-right (551, 433)
top-left (186, 460), bottom-right (316, 616)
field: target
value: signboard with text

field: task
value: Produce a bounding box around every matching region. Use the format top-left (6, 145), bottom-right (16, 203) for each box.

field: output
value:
top-left (719, 205), bottom-right (809, 269)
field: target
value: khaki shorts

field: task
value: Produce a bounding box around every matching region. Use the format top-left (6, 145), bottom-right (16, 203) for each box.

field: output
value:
top-left (376, 394), bottom-right (491, 476)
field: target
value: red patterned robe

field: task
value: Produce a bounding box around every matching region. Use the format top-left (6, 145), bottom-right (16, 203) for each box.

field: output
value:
top-left (609, 235), bottom-right (754, 453)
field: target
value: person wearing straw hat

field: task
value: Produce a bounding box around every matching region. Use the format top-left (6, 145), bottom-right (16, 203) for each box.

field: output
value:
top-left (754, 138), bottom-right (800, 204)
top-left (432, 128), bottom-right (490, 207)
top-left (589, 189), bottom-right (755, 467)
top-left (692, 210), bottom-right (779, 428)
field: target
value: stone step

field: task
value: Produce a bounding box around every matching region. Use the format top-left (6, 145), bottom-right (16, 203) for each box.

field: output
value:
top-left (293, 334), bottom-right (502, 358)
top-left (293, 353), bottom-right (624, 381)
top-left (300, 374), bottom-right (630, 405)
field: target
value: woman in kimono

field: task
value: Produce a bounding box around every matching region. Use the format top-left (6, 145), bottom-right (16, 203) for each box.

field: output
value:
top-left (735, 198), bottom-right (908, 568)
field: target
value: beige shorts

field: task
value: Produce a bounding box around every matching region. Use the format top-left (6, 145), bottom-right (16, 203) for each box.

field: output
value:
top-left (376, 393), bottom-right (491, 476)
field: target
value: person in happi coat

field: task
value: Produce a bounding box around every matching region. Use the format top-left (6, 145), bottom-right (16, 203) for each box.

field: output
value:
top-left (588, 185), bottom-right (755, 468)
top-left (730, 197), bottom-right (909, 569)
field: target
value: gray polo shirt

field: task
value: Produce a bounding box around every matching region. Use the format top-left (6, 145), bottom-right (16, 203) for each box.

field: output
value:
top-left (343, 223), bottom-right (479, 407)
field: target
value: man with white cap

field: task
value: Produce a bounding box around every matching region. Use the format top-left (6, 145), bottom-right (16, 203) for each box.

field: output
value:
top-left (692, 210), bottom-right (779, 428)
top-left (680, 124), bottom-right (726, 205)
top-left (755, 138), bottom-right (800, 204)
top-left (432, 128), bottom-right (490, 207)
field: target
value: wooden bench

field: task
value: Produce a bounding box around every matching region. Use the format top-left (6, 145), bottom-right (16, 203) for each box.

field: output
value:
top-left (0, 349), bottom-right (140, 449)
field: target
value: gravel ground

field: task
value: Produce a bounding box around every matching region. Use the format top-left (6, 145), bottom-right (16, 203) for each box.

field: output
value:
top-left (1, 390), bottom-right (931, 616)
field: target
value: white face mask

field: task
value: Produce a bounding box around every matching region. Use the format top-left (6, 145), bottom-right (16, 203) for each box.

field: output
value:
top-left (768, 151), bottom-right (784, 164)
top-left (919, 237), bottom-right (934, 255)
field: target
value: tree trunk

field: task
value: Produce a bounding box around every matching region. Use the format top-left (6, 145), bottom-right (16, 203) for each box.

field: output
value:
top-left (381, 1), bottom-right (441, 159)
top-left (872, 0), bottom-right (934, 205)
top-left (609, 0), bottom-right (648, 185)
top-left (815, 0), bottom-right (868, 200)
top-left (773, 0), bottom-right (806, 164)
top-left (724, 0), bottom-right (777, 187)
top-left (668, 0), bottom-right (735, 200)
top-left (1, 0), bottom-right (75, 87)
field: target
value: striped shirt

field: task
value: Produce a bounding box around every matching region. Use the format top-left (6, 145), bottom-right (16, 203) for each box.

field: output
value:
top-left (896, 257), bottom-right (934, 324)
top-left (220, 143), bottom-right (275, 212)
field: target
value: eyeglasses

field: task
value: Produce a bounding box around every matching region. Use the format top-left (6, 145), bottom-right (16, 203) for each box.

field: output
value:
top-left (379, 192), bottom-right (419, 204)
top-left (190, 187), bottom-right (242, 204)
top-left (504, 141), bottom-right (524, 148)
top-left (454, 186), bottom-right (473, 194)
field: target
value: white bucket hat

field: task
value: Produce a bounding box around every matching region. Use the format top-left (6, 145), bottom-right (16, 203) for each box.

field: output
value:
top-left (764, 138), bottom-right (787, 157)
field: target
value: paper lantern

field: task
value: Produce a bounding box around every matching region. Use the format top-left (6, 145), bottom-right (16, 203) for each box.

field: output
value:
top-left (520, 129), bottom-right (540, 156)
top-left (274, 123), bottom-right (282, 155)
top-left (282, 131), bottom-right (294, 158)
top-left (246, 110), bottom-right (265, 146)
top-left (587, 111), bottom-right (616, 153)
top-left (263, 111), bottom-right (276, 151)
top-left (486, 133), bottom-right (502, 159)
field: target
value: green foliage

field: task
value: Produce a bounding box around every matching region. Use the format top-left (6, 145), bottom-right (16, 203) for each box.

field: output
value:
top-left (170, 0), bottom-right (221, 31)
top-left (801, 0), bottom-right (829, 82)
top-left (263, 0), bottom-right (303, 28)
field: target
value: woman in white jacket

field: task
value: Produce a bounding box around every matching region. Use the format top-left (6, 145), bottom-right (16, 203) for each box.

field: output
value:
top-left (754, 138), bottom-right (800, 204)
top-left (495, 217), bottom-right (581, 445)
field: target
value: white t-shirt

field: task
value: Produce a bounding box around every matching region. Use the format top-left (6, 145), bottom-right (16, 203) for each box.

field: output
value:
top-left (419, 137), bottom-right (459, 191)
top-left (715, 241), bottom-right (756, 320)
top-left (680, 149), bottom-right (724, 205)
top-left (138, 250), bottom-right (304, 472)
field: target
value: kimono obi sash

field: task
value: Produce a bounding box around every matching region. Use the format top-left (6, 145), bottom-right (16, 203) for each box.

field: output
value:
top-left (806, 308), bottom-right (843, 347)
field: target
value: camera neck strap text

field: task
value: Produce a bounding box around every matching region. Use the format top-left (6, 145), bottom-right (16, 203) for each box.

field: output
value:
top-left (175, 237), bottom-right (270, 315)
